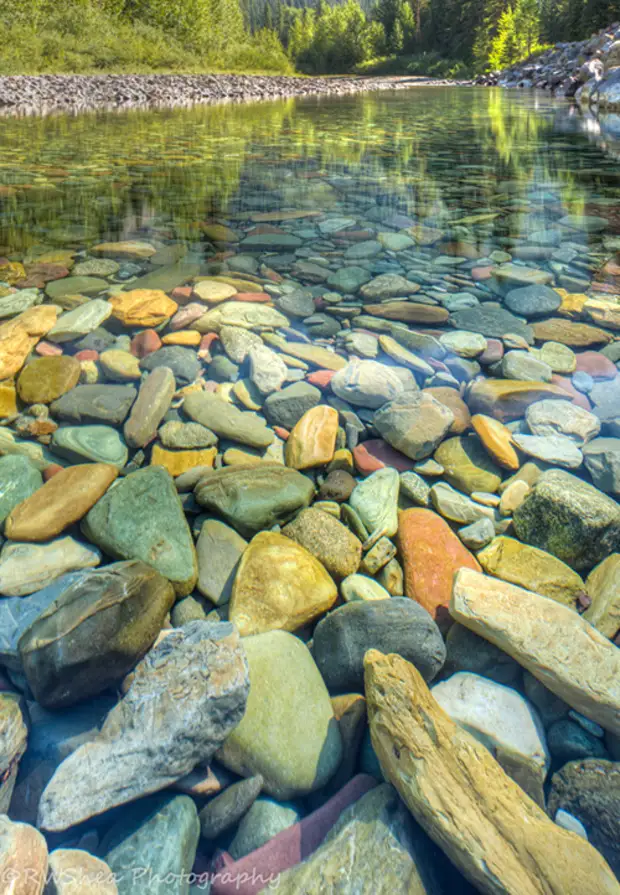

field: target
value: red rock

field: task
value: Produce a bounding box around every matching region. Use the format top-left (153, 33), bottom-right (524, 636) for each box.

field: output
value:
top-left (200, 333), bottom-right (219, 352)
top-left (551, 375), bottom-right (592, 411)
top-left (130, 329), bottom-right (162, 358)
top-left (574, 350), bottom-right (617, 381)
top-left (592, 282), bottom-right (618, 294)
top-left (479, 338), bottom-right (504, 365)
top-left (398, 508), bottom-right (481, 631)
top-left (20, 263), bottom-right (69, 289)
top-left (472, 266), bottom-right (493, 281)
top-left (43, 464), bottom-right (64, 482)
top-left (307, 370), bottom-right (334, 389)
top-left (235, 292), bottom-right (271, 303)
top-left (35, 341), bottom-right (62, 357)
top-left (262, 267), bottom-right (284, 284)
top-left (248, 224), bottom-right (287, 236)
top-left (170, 303), bottom-right (206, 331)
top-left (427, 357), bottom-right (450, 374)
top-left (425, 387), bottom-right (470, 434)
top-left (273, 426), bottom-right (289, 441)
top-left (171, 286), bottom-right (193, 304)
top-left (205, 775), bottom-right (377, 895)
top-left (75, 349), bottom-right (99, 362)
top-left (353, 440), bottom-right (414, 476)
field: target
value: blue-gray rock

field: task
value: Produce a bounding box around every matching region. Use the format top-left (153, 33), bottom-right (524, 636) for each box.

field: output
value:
top-left (50, 385), bottom-right (137, 427)
top-left (0, 455), bottom-right (42, 525)
top-left (263, 382), bottom-right (321, 429)
top-left (199, 774), bottom-right (263, 840)
top-left (504, 286), bottom-right (562, 318)
top-left (140, 346), bottom-right (200, 386)
top-left (228, 797), bottom-right (301, 860)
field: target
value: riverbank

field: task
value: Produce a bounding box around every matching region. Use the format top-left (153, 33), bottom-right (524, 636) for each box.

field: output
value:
top-left (0, 73), bottom-right (471, 115)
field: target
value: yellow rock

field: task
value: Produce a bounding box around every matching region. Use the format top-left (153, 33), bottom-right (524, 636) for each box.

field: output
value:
top-left (222, 447), bottom-right (265, 467)
top-left (327, 449), bottom-right (355, 474)
top-left (467, 379), bottom-right (571, 422)
top-left (192, 279), bottom-right (237, 303)
top-left (0, 382), bottom-right (17, 418)
top-left (286, 405), bottom-right (338, 470)
top-left (472, 414), bottom-right (520, 470)
top-left (584, 554), bottom-right (620, 639)
top-left (99, 350), bottom-right (141, 382)
top-left (499, 479), bottom-right (530, 515)
top-left (0, 305), bottom-right (59, 381)
top-left (364, 649), bottom-right (620, 895)
top-left (232, 379), bottom-right (263, 411)
top-left (91, 240), bottom-right (156, 259)
top-left (213, 275), bottom-right (264, 293)
top-left (554, 288), bottom-right (588, 318)
top-left (230, 531), bottom-right (338, 636)
top-left (161, 330), bottom-right (201, 346)
top-left (32, 250), bottom-right (75, 267)
top-left (583, 297), bottom-right (620, 331)
top-left (108, 289), bottom-right (177, 328)
top-left (200, 224), bottom-right (239, 243)
top-left (151, 444), bottom-right (216, 477)
top-left (0, 261), bottom-right (26, 285)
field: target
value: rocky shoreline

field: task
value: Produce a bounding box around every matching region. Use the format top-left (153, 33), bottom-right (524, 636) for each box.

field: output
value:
top-left (0, 73), bottom-right (468, 114)
top-left (477, 22), bottom-right (620, 110)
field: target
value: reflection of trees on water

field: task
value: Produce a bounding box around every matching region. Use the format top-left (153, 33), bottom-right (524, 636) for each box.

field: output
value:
top-left (0, 87), bottom-right (611, 253)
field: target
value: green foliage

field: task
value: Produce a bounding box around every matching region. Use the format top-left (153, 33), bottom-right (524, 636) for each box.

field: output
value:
top-left (288, 0), bottom-right (386, 72)
top-left (355, 50), bottom-right (473, 77)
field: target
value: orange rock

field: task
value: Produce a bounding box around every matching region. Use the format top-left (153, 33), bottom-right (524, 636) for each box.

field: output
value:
top-left (554, 288), bottom-right (588, 318)
top-left (425, 387), bottom-right (470, 435)
top-left (5, 463), bottom-right (118, 542)
top-left (130, 329), bottom-right (162, 358)
top-left (307, 370), bottom-right (334, 389)
top-left (0, 305), bottom-right (59, 380)
top-left (352, 440), bottom-right (414, 476)
top-left (471, 414), bottom-right (520, 471)
top-left (109, 289), bottom-right (177, 328)
top-left (532, 317), bottom-right (613, 347)
top-left (467, 379), bottom-right (571, 422)
top-left (363, 302), bottom-right (449, 324)
top-left (161, 331), bottom-right (201, 347)
top-left (0, 382), bottom-right (17, 418)
top-left (398, 507), bottom-right (481, 630)
top-left (285, 405), bottom-right (338, 470)
top-left (151, 444), bottom-right (216, 477)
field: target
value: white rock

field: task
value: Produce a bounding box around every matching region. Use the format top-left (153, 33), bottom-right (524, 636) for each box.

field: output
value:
top-left (47, 300), bottom-right (113, 343)
top-left (341, 574), bottom-right (391, 602)
top-left (349, 467), bottom-right (399, 547)
top-left (526, 399), bottom-right (601, 445)
top-left (512, 434), bottom-right (583, 469)
top-left (248, 343), bottom-right (288, 395)
top-left (0, 537), bottom-right (102, 597)
top-left (331, 358), bottom-right (409, 409)
top-left (439, 331), bottom-right (487, 358)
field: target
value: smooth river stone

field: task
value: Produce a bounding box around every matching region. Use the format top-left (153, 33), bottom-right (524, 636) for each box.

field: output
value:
top-left (51, 425), bottom-right (128, 468)
top-left (451, 569), bottom-right (620, 738)
top-left (364, 650), bottom-right (620, 895)
top-left (47, 299), bottom-right (112, 343)
top-left (18, 356), bottom-right (81, 405)
top-left (503, 285), bottom-right (561, 318)
top-left (123, 367), bottom-right (176, 449)
top-left (398, 508), bottom-right (481, 631)
top-left (194, 465), bottom-right (314, 538)
top-left (229, 531), bottom-right (337, 636)
top-left (5, 463), bottom-right (117, 542)
top-left (363, 302), bottom-right (449, 324)
top-left (466, 379), bottom-right (571, 422)
top-left (511, 433), bottom-right (583, 469)
top-left (584, 554), bottom-right (620, 638)
top-left (360, 274), bottom-right (421, 300)
top-left (471, 414), bottom-right (520, 470)
top-left (50, 384), bottom-right (137, 426)
top-left (525, 399), bottom-right (601, 444)
top-left (109, 290), bottom-right (177, 328)
top-left (82, 466), bottom-right (197, 596)
top-left (18, 560), bottom-right (175, 709)
top-left (92, 240), bottom-right (156, 259)
top-left (45, 276), bottom-right (108, 300)
top-left (434, 435), bottom-right (502, 494)
top-left (196, 519), bottom-right (247, 606)
top-left (285, 405), bottom-right (338, 469)
top-left (450, 305), bottom-right (534, 343)
top-left (193, 301), bottom-right (288, 333)
top-left (216, 630), bottom-right (342, 799)
top-left (103, 794), bottom-right (199, 895)
top-left (0, 304), bottom-right (59, 381)
top-left (374, 393), bottom-right (454, 461)
top-left (331, 358), bottom-right (409, 409)
top-left (47, 849), bottom-right (117, 895)
top-left (532, 318), bottom-right (613, 347)
top-left (0, 455), bottom-right (43, 524)
top-left (38, 622), bottom-right (249, 831)
top-left (0, 537), bottom-right (101, 597)
top-left (349, 467), bottom-right (399, 544)
top-left (0, 693), bottom-right (28, 814)
top-left (0, 816), bottom-right (49, 895)
top-left (184, 392), bottom-right (273, 449)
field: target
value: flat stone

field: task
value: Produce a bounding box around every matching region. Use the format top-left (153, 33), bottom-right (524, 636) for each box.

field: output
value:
top-left (50, 384), bottom-right (137, 427)
top-left (194, 301), bottom-right (288, 334)
top-left (312, 597), bottom-right (445, 692)
top-left (471, 414), bottom-right (520, 470)
top-left (513, 469), bottom-right (620, 570)
top-left (0, 692), bottom-right (27, 813)
top-left (363, 650), bottom-right (619, 895)
top-left (151, 444), bottom-right (216, 477)
top-left (0, 817), bottom-right (48, 895)
top-left (504, 285), bottom-right (561, 318)
top-left (229, 531), bottom-right (337, 636)
top-left (526, 399), bottom-right (600, 444)
top-left (275, 339), bottom-right (346, 371)
top-left (51, 425), bottom-right (128, 468)
top-left (183, 392), bottom-right (273, 449)
top-left (47, 849), bottom-right (117, 895)
top-left (467, 378), bottom-right (571, 422)
top-left (451, 305), bottom-right (534, 343)
top-left (228, 797), bottom-right (301, 860)
top-left (435, 435), bottom-right (502, 494)
top-left (374, 393), bottom-right (454, 461)
top-left (216, 630), bottom-right (342, 799)
top-left (126, 262), bottom-right (200, 294)
top-left (451, 568), bottom-right (620, 737)
top-left (341, 574), bottom-right (391, 602)
top-left (502, 350), bottom-right (552, 382)
top-left (263, 382), bottom-right (321, 429)
top-left (331, 358), bottom-right (409, 409)
top-left (326, 266), bottom-right (371, 292)
top-left (47, 300), bottom-right (112, 343)
top-left (537, 341), bottom-right (577, 373)
top-left (430, 482), bottom-right (495, 526)
top-left (82, 466), bottom-right (197, 596)
top-left (140, 346), bottom-right (200, 386)
top-left (512, 433), bottom-right (583, 469)
top-left (559, 215), bottom-right (609, 232)
top-left (159, 421), bottom-right (216, 450)
top-left (439, 330), bottom-right (487, 358)
top-left (398, 508), bottom-right (481, 630)
top-left (92, 240), bottom-right (157, 259)
top-left (73, 259), bottom-right (119, 277)
top-left (0, 289), bottom-right (42, 319)
top-left (109, 290), bottom-right (177, 328)
top-left (360, 274), bottom-right (421, 300)
top-left (199, 775), bottom-right (263, 840)
top-left (18, 560), bottom-right (174, 709)
top-left (432, 672), bottom-right (549, 804)
top-left (492, 263), bottom-right (554, 287)
top-left (248, 342), bottom-right (287, 395)
top-left (478, 536), bottom-right (586, 608)
top-left (241, 233), bottom-right (303, 251)
top-left (123, 368), bottom-right (176, 450)
top-left (18, 356), bottom-right (80, 405)
top-left (196, 519), bottom-right (247, 606)
top-left (378, 334), bottom-right (435, 377)
top-left (584, 554), bottom-right (620, 638)
top-left (282, 507), bottom-right (362, 580)
top-left (38, 622), bottom-right (248, 831)
top-left (0, 304), bottom-right (59, 381)
top-left (194, 465), bottom-right (313, 538)
top-left (46, 276), bottom-right (108, 300)
top-left (0, 537), bottom-right (101, 598)
top-left (0, 455), bottom-right (43, 524)
top-left (285, 405), bottom-right (338, 469)
top-left (193, 279), bottom-right (237, 303)
top-left (349, 467), bottom-right (399, 545)
top-left (583, 438), bottom-right (620, 494)
top-left (6, 463), bottom-right (117, 542)
top-left (103, 794), bottom-right (199, 894)
top-left (532, 318), bottom-right (613, 347)
top-left (364, 301), bottom-right (449, 324)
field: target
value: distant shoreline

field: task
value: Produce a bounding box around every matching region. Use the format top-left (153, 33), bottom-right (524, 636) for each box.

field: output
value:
top-left (0, 73), bottom-right (472, 115)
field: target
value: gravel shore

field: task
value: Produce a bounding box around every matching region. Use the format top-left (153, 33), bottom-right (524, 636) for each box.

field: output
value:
top-left (0, 73), bottom-right (470, 114)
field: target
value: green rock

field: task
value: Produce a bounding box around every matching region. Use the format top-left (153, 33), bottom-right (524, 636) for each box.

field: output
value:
top-left (434, 435), bottom-right (503, 495)
top-left (45, 276), bottom-right (109, 300)
top-left (196, 518), bottom-right (247, 606)
top-left (122, 262), bottom-right (200, 293)
top-left (513, 470), bottom-right (620, 571)
top-left (194, 465), bottom-right (314, 538)
top-left (103, 794), bottom-right (200, 895)
top-left (82, 466), bottom-right (198, 595)
top-left (326, 266), bottom-right (371, 293)
top-left (216, 630), bottom-right (342, 799)
top-left (183, 392), bottom-right (273, 449)
top-left (18, 560), bottom-right (175, 709)
top-left (228, 797), bottom-right (301, 860)
top-left (47, 299), bottom-right (112, 343)
top-left (51, 425), bottom-right (128, 468)
top-left (0, 455), bottom-right (43, 525)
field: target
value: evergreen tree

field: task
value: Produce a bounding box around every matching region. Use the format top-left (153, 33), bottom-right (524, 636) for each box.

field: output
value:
top-left (514, 0), bottom-right (540, 55)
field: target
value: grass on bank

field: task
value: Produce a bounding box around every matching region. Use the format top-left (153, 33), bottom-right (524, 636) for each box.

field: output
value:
top-left (355, 51), bottom-right (474, 80)
top-left (0, 2), bottom-right (294, 75)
